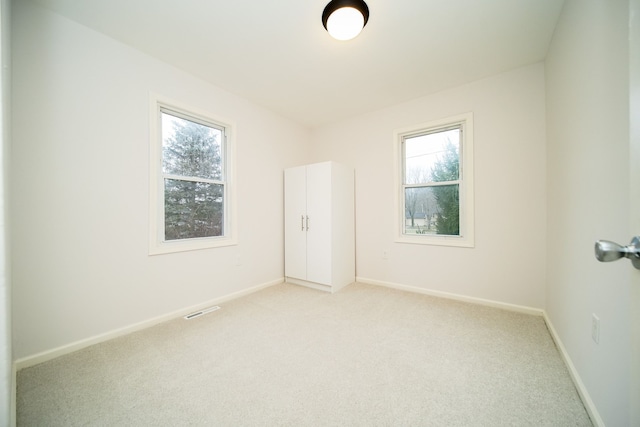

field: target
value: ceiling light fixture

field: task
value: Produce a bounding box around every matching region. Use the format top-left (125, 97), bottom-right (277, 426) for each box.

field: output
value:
top-left (322, 0), bottom-right (370, 41)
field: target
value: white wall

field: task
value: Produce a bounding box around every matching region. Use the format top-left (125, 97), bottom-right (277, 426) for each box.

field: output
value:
top-left (11, 0), bottom-right (310, 360)
top-left (545, 1), bottom-right (631, 425)
top-left (0, 0), bottom-right (10, 422)
top-left (311, 64), bottom-right (547, 309)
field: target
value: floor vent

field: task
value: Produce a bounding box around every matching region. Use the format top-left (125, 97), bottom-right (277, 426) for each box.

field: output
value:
top-left (184, 306), bottom-right (221, 320)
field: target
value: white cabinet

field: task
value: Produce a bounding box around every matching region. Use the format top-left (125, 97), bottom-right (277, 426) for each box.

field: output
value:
top-left (284, 161), bottom-right (355, 293)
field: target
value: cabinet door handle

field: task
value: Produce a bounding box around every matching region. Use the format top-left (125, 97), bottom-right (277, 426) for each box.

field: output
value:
top-left (306, 216), bottom-right (310, 231)
top-left (301, 215), bottom-right (304, 231)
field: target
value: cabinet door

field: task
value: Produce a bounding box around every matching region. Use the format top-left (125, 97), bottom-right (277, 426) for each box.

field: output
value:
top-left (305, 162), bottom-right (332, 285)
top-left (284, 166), bottom-right (307, 280)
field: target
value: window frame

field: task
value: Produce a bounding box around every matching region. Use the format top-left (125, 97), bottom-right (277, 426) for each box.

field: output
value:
top-left (393, 113), bottom-right (474, 248)
top-left (149, 93), bottom-right (237, 255)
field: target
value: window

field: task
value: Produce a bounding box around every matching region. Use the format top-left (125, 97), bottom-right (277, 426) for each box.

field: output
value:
top-left (394, 113), bottom-right (474, 247)
top-left (149, 95), bottom-right (236, 254)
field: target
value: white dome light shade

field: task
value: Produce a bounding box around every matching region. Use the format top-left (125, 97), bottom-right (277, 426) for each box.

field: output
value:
top-left (322, 0), bottom-right (369, 41)
top-left (326, 7), bottom-right (365, 40)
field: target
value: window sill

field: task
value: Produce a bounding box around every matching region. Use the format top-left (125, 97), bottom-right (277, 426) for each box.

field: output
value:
top-left (395, 234), bottom-right (474, 248)
top-left (149, 236), bottom-right (238, 255)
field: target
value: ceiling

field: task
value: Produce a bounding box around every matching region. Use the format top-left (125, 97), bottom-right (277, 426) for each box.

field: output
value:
top-left (31, 0), bottom-right (565, 128)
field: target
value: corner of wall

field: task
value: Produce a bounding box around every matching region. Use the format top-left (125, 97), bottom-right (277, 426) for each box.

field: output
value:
top-left (542, 311), bottom-right (604, 427)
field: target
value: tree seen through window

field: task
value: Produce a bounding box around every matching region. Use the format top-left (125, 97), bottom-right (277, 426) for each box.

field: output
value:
top-left (161, 111), bottom-right (224, 241)
top-left (403, 128), bottom-right (460, 236)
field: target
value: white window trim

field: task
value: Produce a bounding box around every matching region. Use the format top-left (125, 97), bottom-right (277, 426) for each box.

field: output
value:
top-left (393, 112), bottom-right (474, 248)
top-left (149, 93), bottom-right (237, 255)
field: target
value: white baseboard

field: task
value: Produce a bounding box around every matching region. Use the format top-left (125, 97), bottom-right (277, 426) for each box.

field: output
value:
top-left (542, 312), bottom-right (604, 427)
top-left (357, 277), bottom-right (544, 316)
top-left (286, 277), bottom-right (333, 293)
top-left (285, 277), bottom-right (352, 294)
top-left (14, 278), bottom-right (284, 371)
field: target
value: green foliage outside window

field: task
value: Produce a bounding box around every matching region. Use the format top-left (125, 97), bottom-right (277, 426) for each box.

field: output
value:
top-left (430, 141), bottom-right (460, 236)
top-left (162, 115), bottom-right (223, 241)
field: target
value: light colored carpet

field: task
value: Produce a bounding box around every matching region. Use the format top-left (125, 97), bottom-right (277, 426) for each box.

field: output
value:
top-left (17, 282), bottom-right (592, 426)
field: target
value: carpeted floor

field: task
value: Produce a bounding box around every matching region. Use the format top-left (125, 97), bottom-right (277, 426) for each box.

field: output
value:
top-left (17, 282), bottom-right (593, 426)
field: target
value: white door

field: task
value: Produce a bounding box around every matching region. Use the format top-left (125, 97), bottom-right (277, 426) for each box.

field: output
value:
top-left (595, 12), bottom-right (640, 421)
top-left (284, 165), bottom-right (307, 281)
top-left (630, 1), bottom-right (640, 423)
top-left (306, 162), bottom-right (332, 285)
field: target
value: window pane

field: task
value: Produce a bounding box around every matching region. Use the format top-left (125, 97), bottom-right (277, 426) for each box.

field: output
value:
top-left (164, 179), bottom-right (223, 241)
top-left (404, 128), bottom-right (460, 184)
top-left (161, 112), bottom-right (222, 180)
top-left (404, 185), bottom-right (459, 236)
